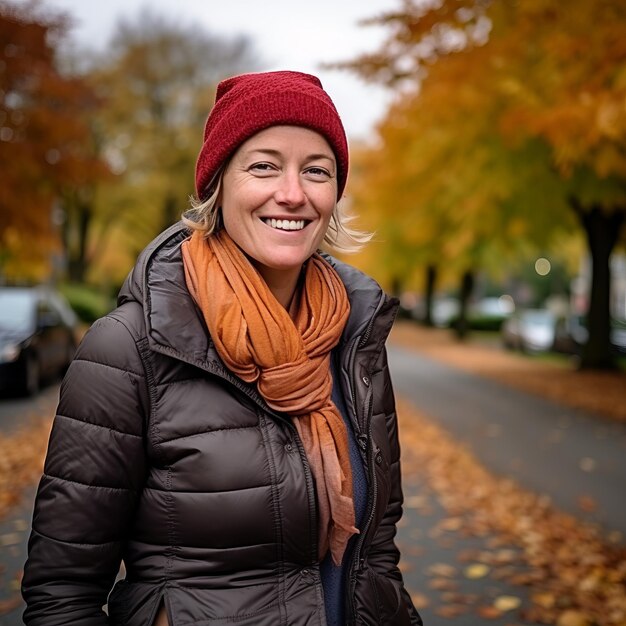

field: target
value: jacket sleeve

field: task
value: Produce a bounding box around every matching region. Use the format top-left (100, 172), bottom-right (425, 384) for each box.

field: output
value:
top-left (22, 311), bottom-right (149, 625)
top-left (368, 348), bottom-right (423, 626)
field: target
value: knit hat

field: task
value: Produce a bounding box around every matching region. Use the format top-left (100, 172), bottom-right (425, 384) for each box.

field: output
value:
top-left (195, 71), bottom-right (349, 201)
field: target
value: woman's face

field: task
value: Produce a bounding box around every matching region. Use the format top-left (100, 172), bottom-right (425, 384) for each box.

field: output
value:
top-left (220, 125), bottom-right (337, 283)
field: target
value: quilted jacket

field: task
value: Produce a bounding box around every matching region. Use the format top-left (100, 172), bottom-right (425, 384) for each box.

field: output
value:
top-left (22, 222), bottom-right (422, 626)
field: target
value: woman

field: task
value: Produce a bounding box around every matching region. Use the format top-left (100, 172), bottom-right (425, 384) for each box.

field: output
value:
top-left (22, 71), bottom-right (422, 626)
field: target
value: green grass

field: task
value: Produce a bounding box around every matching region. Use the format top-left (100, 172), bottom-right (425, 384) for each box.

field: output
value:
top-left (59, 283), bottom-right (116, 323)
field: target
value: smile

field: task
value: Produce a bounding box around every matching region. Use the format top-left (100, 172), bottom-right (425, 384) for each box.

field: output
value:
top-left (262, 218), bottom-right (307, 231)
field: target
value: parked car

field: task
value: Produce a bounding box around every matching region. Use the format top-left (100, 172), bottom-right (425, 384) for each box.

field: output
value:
top-left (431, 297), bottom-right (460, 328)
top-left (0, 286), bottom-right (78, 396)
top-left (553, 314), bottom-right (626, 356)
top-left (501, 309), bottom-right (556, 353)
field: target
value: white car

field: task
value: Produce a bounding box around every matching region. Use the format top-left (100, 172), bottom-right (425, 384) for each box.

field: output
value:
top-left (501, 309), bottom-right (556, 353)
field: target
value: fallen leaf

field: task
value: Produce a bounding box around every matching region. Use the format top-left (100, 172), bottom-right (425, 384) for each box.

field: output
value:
top-left (0, 533), bottom-right (22, 547)
top-left (0, 595), bottom-right (22, 615)
top-left (477, 605), bottom-right (503, 619)
top-left (410, 592), bottom-right (429, 609)
top-left (531, 592), bottom-right (556, 609)
top-left (439, 517), bottom-right (463, 531)
top-left (405, 495), bottom-right (428, 509)
top-left (428, 578), bottom-right (458, 591)
top-left (464, 563), bottom-right (490, 579)
top-left (579, 458), bottom-right (596, 472)
top-left (427, 563), bottom-right (457, 578)
top-left (556, 610), bottom-right (591, 626)
top-left (577, 495), bottom-right (597, 512)
top-left (435, 605), bottom-right (467, 618)
top-left (494, 595), bottom-right (522, 611)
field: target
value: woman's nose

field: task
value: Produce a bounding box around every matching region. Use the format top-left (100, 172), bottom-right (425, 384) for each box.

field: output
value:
top-left (274, 170), bottom-right (306, 207)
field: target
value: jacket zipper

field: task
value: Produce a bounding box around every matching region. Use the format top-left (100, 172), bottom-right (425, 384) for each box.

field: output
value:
top-left (347, 388), bottom-right (376, 624)
top-left (344, 293), bottom-right (387, 624)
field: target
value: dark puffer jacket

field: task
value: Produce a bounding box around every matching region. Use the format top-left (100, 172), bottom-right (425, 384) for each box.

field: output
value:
top-left (22, 223), bottom-right (422, 626)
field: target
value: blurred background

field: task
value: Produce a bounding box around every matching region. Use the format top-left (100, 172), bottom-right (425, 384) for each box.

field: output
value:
top-left (1, 0), bottom-right (625, 369)
top-left (1, 1), bottom-right (626, 624)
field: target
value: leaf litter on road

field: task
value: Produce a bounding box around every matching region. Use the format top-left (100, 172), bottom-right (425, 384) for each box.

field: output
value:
top-left (390, 321), bottom-right (626, 423)
top-left (0, 414), bottom-right (52, 616)
top-left (0, 415), bottom-right (51, 522)
top-left (397, 397), bottom-right (626, 625)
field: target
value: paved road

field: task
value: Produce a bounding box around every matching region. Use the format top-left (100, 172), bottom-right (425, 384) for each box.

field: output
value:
top-left (388, 345), bottom-right (626, 538)
top-left (0, 386), bottom-right (58, 625)
top-left (0, 490), bottom-right (35, 626)
top-left (0, 385), bottom-right (59, 435)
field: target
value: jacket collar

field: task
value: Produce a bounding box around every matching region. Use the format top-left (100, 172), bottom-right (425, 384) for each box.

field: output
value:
top-left (118, 222), bottom-right (398, 372)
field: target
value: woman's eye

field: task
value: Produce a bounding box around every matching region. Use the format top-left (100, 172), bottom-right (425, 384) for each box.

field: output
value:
top-left (249, 162), bottom-right (276, 173)
top-left (306, 166), bottom-right (331, 178)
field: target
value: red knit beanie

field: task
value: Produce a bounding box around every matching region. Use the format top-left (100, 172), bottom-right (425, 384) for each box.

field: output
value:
top-left (195, 71), bottom-right (349, 201)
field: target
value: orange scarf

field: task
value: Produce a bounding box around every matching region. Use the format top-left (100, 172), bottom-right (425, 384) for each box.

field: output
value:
top-left (181, 230), bottom-right (358, 565)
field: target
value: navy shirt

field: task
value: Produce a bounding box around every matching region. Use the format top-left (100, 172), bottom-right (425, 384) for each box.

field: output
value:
top-left (319, 359), bottom-right (368, 626)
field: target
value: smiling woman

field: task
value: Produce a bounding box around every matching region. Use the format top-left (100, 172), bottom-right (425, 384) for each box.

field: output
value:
top-left (218, 126), bottom-right (337, 307)
top-left (22, 71), bottom-right (422, 626)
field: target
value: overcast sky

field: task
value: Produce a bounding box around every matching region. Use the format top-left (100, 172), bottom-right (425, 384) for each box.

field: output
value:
top-left (21, 0), bottom-right (400, 141)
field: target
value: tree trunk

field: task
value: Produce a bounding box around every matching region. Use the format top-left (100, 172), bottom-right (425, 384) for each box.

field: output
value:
top-left (162, 193), bottom-right (179, 232)
top-left (454, 269), bottom-right (475, 340)
top-left (423, 264), bottom-right (437, 326)
top-left (68, 200), bottom-right (93, 283)
top-left (571, 200), bottom-right (624, 370)
top-left (390, 275), bottom-right (403, 298)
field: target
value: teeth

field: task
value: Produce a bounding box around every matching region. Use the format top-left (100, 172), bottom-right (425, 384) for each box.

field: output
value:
top-left (264, 219), bottom-right (305, 231)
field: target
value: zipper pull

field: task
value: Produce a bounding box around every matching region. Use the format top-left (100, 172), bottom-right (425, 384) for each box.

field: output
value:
top-left (357, 434), bottom-right (368, 451)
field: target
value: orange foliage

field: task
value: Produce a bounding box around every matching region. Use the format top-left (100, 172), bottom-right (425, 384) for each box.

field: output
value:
top-left (0, 2), bottom-right (109, 280)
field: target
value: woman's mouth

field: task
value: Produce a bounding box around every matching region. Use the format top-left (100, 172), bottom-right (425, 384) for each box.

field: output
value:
top-left (262, 218), bottom-right (307, 231)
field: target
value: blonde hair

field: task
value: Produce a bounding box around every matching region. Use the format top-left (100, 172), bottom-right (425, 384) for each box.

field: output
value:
top-left (182, 167), bottom-right (372, 254)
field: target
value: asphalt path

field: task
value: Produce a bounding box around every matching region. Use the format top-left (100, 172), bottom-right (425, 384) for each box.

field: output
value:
top-left (0, 385), bottom-right (58, 625)
top-left (0, 385), bottom-right (59, 435)
top-left (388, 345), bottom-right (626, 538)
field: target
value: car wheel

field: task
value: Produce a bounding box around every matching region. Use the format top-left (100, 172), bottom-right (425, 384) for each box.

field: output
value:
top-left (24, 354), bottom-right (40, 397)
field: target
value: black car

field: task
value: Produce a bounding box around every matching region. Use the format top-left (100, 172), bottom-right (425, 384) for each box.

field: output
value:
top-left (0, 286), bottom-right (78, 396)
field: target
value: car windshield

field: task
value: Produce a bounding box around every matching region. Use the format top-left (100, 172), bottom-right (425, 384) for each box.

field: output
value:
top-left (522, 311), bottom-right (553, 326)
top-left (0, 291), bottom-right (35, 333)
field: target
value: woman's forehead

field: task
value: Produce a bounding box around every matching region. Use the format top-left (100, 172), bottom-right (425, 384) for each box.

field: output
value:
top-left (234, 126), bottom-right (335, 160)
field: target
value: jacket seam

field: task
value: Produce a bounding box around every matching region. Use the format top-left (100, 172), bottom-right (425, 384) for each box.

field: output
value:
top-left (30, 526), bottom-right (117, 548)
top-left (55, 413), bottom-right (142, 438)
top-left (42, 472), bottom-right (136, 493)
top-left (142, 483), bottom-right (271, 495)
top-left (161, 424), bottom-right (258, 444)
top-left (368, 568), bottom-right (384, 622)
top-left (165, 466), bottom-right (176, 579)
top-left (71, 356), bottom-right (143, 378)
top-left (136, 337), bottom-right (157, 438)
top-left (154, 377), bottom-right (209, 388)
top-left (176, 600), bottom-right (282, 625)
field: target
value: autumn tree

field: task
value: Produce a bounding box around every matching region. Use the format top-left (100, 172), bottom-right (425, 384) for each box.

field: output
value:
top-left (340, 0), bottom-right (626, 367)
top-left (82, 10), bottom-right (258, 283)
top-left (0, 1), bottom-right (108, 281)
top-left (348, 40), bottom-right (569, 335)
